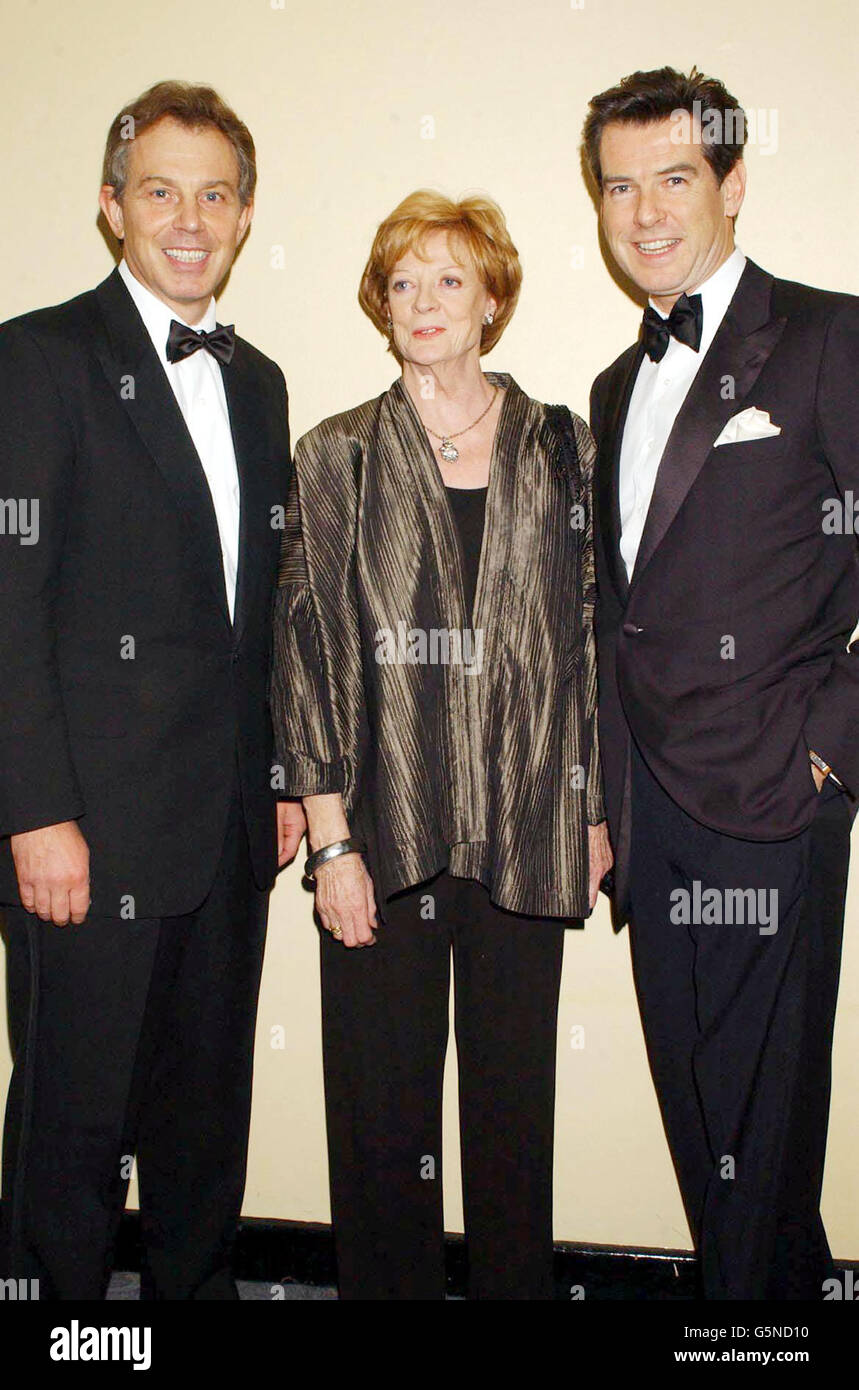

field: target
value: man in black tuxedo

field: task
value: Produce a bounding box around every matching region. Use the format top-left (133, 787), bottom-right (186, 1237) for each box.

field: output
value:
top-left (583, 67), bottom-right (857, 1299)
top-left (0, 81), bottom-right (304, 1299)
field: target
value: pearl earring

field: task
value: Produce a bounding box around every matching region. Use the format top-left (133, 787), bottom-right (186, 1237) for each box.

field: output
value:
top-left (483, 311), bottom-right (494, 326)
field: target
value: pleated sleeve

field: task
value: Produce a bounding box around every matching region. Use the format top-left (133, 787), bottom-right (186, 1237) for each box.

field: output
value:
top-left (269, 426), bottom-right (365, 809)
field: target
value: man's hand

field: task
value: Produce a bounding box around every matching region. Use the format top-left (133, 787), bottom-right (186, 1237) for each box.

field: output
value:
top-left (588, 821), bottom-right (614, 911)
top-left (10, 821), bottom-right (90, 926)
top-left (277, 800), bottom-right (307, 867)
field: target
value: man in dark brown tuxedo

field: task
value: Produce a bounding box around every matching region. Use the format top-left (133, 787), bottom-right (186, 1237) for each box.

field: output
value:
top-left (584, 67), bottom-right (857, 1299)
top-left (0, 81), bottom-right (304, 1299)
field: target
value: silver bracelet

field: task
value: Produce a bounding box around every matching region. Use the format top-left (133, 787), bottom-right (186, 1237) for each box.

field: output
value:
top-left (303, 838), bottom-right (365, 880)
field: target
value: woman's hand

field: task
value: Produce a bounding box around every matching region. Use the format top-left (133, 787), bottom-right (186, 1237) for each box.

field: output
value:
top-left (587, 821), bottom-right (613, 911)
top-left (314, 851), bottom-right (379, 948)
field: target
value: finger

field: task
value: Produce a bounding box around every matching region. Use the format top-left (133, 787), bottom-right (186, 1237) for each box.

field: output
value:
top-left (18, 880), bottom-right (36, 913)
top-left (50, 888), bottom-right (72, 928)
top-left (352, 910), bottom-right (376, 946)
top-left (339, 915), bottom-right (361, 948)
top-left (69, 884), bottom-right (90, 926)
top-left (283, 829), bottom-right (303, 863)
top-left (365, 878), bottom-right (378, 929)
top-left (34, 887), bottom-right (53, 922)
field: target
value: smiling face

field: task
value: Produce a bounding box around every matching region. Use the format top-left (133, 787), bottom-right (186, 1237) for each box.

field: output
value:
top-left (598, 117), bottom-right (745, 311)
top-left (385, 230), bottom-right (496, 369)
top-left (99, 116), bottom-right (253, 323)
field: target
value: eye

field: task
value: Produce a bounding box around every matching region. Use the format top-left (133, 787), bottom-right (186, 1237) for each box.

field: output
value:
top-left (441, 277), bottom-right (461, 288)
top-left (151, 188), bottom-right (170, 199)
top-left (666, 175), bottom-right (687, 186)
top-left (607, 184), bottom-right (630, 196)
top-left (391, 279), bottom-right (410, 292)
top-left (203, 191), bottom-right (223, 202)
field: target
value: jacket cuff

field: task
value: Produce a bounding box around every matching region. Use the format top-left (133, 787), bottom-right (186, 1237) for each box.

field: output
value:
top-left (587, 794), bottom-right (606, 826)
top-left (275, 750), bottom-right (346, 797)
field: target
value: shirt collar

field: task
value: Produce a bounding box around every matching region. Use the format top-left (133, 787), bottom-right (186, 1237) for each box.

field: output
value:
top-left (118, 258), bottom-right (218, 362)
top-left (647, 245), bottom-right (746, 341)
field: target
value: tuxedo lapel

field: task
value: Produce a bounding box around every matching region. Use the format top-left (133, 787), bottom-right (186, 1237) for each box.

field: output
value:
top-left (93, 268), bottom-right (231, 625)
top-left (597, 343), bottom-right (643, 605)
top-left (630, 261), bottom-right (786, 592)
top-left (220, 342), bottom-right (273, 643)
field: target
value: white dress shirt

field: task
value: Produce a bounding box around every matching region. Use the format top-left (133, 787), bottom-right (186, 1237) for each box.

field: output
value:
top-left (619, 246), bottom-right (746, 580)
top-left (118, 258), bottom-right (241, 621)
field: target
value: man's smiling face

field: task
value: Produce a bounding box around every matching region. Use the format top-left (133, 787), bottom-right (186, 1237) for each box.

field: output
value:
top-left (99, 116), bottom-right (253, 324)
top-left (598, 117), bottom-right (745, 311)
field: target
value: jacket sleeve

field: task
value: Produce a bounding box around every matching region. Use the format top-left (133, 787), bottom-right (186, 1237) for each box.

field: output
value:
top-left (802, 297), bottom-right (859, 796)
top-left (269, 429), bottom-right (365, 809)
top-left (573, 412), bottom-right (606, 825)
top-left (0, 322), bottom-right (85, 834)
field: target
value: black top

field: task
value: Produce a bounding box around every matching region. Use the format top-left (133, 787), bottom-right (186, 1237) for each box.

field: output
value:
top-left (445, 485), bottom-right (487, 624)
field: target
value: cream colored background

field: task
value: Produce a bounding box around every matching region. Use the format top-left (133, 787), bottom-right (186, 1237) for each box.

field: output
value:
top-left (1, 0), bottom-right (857, 1254)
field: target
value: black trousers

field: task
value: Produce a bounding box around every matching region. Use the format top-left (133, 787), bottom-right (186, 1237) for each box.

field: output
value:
top-left (628, 741), bottom-right (850, 1300)
top-left (0, 782), bottom-right (268, 1300)
top-left (320, 868), bottom-right (567, 1300)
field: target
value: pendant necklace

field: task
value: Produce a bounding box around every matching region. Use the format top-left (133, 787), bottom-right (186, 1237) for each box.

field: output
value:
top-left (424, 385), bottom-right (498, 463)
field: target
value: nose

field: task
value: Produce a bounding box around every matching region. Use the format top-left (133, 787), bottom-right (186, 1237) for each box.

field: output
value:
top-left (414, 280), bottom-right (440, 313)
top-left (172, 194), bottom-right (202, 234)
top-left (633, 190), bottom-right (664, 229)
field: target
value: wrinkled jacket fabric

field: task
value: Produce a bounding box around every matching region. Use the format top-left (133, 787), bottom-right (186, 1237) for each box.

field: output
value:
top-left (271, 372), bottom-right (603, 919)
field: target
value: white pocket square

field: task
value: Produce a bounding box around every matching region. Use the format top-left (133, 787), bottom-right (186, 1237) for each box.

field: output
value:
top-left (713, 406), bottom-right (782, 448)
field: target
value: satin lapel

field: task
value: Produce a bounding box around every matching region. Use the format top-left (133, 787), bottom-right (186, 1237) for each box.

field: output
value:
top-left (220, 342), bottom-right (272, 642)
top-left (93, 269), bottom-right (230, 625)
top-left (596, 344), bottom-right (643, 605)
top-left (630, 261), bottom-right (786, 592)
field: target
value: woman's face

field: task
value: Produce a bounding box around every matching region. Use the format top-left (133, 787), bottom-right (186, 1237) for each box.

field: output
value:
top-left (385, 230), bottom-right (496, 370)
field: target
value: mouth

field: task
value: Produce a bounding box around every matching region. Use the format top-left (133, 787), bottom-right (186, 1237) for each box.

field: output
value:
top-left (163, 248), bottom-right (211, 266)
top-left (412, 327), bottom-right (445, 338)
top-left (633, 238), bottom-right (681, 257)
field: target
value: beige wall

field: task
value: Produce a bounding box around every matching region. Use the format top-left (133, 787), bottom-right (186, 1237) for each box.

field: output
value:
top-left (1, 0), bottom-right (857, 1253)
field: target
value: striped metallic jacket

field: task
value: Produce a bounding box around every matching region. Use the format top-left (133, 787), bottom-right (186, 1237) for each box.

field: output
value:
top-left (271, 371), bottom-right (604, 919)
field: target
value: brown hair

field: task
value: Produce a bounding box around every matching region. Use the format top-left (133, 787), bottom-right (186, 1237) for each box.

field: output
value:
top-left (582, 66), bottom-right (746, 191)
top-left (358, 189), bottom-right (522, 357)
top-left (102, 80), bottom-right (256, 205)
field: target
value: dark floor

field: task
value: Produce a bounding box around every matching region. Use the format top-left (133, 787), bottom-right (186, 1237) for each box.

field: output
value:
top-left (107, 1272), bottom-right (337, 1300)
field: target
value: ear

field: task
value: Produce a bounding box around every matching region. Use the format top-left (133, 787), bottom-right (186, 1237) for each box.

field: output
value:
top-left (485, 294), bottom-right (498, 319)
top-left (99, 185), bottom-right (125, 240)
top-left (236, 197), bottom-right (254, 245)
top-left (722, 159), bottom-right (747, 220)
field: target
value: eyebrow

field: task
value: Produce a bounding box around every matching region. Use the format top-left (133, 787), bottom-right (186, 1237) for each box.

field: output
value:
top-left (603, 162), bottom-right (699, 184)
top-left (390, 264), bottom-right (466, 275)
top-left (138, 175), bottom-right (236, 190)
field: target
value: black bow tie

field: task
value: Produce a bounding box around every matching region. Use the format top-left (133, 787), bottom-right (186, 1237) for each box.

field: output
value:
top-left (641, 293), bottom-right (703, 362)
top-left (166, 319), bottom-right (236, 366)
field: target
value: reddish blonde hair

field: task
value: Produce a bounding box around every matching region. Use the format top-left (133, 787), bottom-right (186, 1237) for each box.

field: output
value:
top-left (358, 189), bottom-right (522, 356)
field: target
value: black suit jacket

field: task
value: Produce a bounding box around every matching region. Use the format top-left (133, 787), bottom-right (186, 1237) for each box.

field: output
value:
top-left (0, 267), bottom-right (291, 917)
top-left (591, 259), bottom-right (859, 920)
